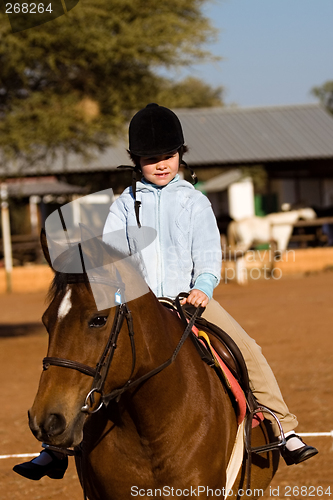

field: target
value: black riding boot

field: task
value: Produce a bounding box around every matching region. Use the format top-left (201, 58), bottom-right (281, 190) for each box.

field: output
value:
top-left (281, 433), bottom-right (318, 465)
top-left (13, 448), bottom-right (68, 480)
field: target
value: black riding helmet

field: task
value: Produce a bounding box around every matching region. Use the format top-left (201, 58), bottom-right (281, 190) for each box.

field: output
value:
top-left (122, 103), bottom-right (197, 227)
top-left (129, 103), bottom-right (185, 157)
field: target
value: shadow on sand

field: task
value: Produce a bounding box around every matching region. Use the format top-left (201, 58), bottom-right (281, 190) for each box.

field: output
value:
top-left (0, 323), bottom-right (44, 338)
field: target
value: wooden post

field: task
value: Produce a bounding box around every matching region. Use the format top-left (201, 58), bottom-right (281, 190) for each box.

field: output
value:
top-left (0, 184), bottom-right (13, 293)
top-left (29, 195), bottom-right (40, 235)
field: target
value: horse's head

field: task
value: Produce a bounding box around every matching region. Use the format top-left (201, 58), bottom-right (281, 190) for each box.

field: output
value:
top-left (298, 207), bottom-right (317, 220)
top-left (29, 228), bottom-right (149, 448)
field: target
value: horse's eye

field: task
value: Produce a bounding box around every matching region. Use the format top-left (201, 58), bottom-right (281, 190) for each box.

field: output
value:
top-left (89, 316), bottom-right (108, 328)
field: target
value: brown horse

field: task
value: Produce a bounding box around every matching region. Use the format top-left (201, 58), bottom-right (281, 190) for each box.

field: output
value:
top-left (29, 230), bottom-right (279, 499)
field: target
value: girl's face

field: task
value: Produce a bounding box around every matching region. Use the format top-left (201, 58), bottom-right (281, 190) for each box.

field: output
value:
top-left (140, 151), bottom-right (179, 186)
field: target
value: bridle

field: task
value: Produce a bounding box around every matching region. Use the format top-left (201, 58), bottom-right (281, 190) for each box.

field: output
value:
top-left (43, 277), bottom-right (203, 415)
top-left (43, 299), bottom-right (133, 414)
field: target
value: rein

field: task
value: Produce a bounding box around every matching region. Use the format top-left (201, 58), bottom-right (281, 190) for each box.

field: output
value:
top-left (43, 291), bottom-right (203, 414)
top-left (102, 296), bottom-right (203, 406)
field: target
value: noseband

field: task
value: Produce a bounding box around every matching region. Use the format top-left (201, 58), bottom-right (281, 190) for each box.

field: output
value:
top-left (43, 282), bottom-right (202, 415)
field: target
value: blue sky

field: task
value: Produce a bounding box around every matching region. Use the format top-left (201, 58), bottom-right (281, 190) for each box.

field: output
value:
top-left (179, 0), bottom-right (333, 108)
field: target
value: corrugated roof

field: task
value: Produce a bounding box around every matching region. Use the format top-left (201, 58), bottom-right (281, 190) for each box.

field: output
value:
top-left (177, 103), bottom-right (333, 165)
top-left (0, 140), bottom-right (129, 177)
top-left (3, 177), bottom-right (87, 197)
top-left (1, 103), bottom-right (333, 176)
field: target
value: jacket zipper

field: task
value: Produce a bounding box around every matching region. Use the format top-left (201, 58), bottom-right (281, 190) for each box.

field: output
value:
top-left (157, 189), bottom-right (163, 297)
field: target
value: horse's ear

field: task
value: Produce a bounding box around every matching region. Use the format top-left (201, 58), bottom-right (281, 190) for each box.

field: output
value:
top-left (79, 223), bottom-right (109, 269)
top-left (79, 223), bottom-right (98, 243)
top-left (40, 228), bottom-right (54, 271)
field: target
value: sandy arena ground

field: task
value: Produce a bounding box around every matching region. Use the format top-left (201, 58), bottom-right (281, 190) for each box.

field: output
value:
top-left (0, 271), bottom-right (332, 499)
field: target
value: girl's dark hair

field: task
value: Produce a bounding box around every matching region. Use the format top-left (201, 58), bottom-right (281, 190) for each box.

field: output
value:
top-left (128, 145), bottom-right (189, 169)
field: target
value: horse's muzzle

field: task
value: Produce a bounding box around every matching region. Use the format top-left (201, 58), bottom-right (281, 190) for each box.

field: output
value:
top-left (29, 410), bottom-right (66, 441)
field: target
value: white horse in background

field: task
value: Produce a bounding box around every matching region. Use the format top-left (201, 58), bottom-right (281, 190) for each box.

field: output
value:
top-left (227, 208), bottom-right (317, 253)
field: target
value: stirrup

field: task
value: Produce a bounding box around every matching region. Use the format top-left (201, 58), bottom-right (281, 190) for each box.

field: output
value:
top-left (245, 404), bottom-right (286, 455)
top-left (243, 405), bottom-right (286, 492)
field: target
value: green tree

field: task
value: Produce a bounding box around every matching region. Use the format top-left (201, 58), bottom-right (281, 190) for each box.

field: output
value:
top-left (155, 76), bottom-right (223, 108)
top-left (0, 0), bottom-right (219, 165)
top-left (312, 81), bottom-right (333, 114)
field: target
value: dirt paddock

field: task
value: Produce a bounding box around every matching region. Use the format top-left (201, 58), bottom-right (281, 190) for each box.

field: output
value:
top-left (0, 271), bottom-right (332, 499)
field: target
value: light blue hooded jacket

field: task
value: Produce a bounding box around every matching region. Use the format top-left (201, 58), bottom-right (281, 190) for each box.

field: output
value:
top-left (103, 174), bottom-right (222, 299)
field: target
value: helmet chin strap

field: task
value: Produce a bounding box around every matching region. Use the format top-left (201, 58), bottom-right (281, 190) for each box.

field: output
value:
top-left (117, 164), bottom-right (142, 228)
top-left (181, 160), bottom-right (198, 185)
top-left (178, 145), bottom-right (197, 185)
top-left (132, 166), bottom-right (142, 228)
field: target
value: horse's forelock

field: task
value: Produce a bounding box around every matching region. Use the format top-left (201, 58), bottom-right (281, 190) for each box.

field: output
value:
top-left (47, 271), bottom-right (90, 305)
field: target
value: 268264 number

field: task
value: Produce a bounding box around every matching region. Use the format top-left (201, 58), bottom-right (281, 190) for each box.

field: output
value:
top-left (285, 486), bottom-right (331, 497)
top-left (5, 3), bottom-right (53, 14)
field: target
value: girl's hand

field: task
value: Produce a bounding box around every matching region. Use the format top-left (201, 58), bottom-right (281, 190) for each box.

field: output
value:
top-left (181, 289), bottom-right (209, 308)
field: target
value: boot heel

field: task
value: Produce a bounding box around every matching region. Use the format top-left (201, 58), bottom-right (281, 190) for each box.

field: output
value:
top-left (47, 468), bottom-right (67, 479)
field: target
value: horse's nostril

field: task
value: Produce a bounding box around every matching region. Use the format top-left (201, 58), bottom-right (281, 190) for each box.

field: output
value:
top-left (43, 413), bottom-right (66, 437)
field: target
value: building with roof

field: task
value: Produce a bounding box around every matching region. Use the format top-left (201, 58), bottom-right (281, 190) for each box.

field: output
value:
top-left (180, 103), bottom-right (333, 217)
top-left (1, 102), bottom-right (333, 220)
top-left (0, 177), bottom-right (87, 265)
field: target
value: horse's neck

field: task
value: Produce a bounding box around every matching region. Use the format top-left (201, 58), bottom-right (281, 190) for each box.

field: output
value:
top-left (125, 293), bottom-right (210, 427)
top-left (130, 293), bottom-right (187, 381)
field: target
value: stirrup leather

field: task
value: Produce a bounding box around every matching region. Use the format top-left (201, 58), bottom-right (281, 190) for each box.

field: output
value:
top-left (42, 443), bottom-right (76, 456)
